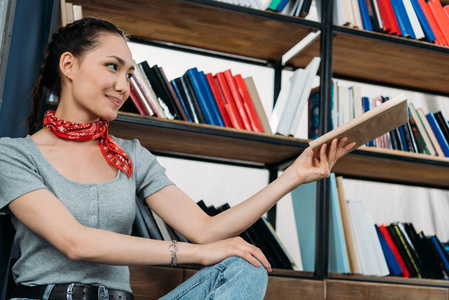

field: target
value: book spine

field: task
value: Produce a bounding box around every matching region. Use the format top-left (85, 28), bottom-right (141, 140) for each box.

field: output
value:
top-left (223, 70), bottom-right (253, 131)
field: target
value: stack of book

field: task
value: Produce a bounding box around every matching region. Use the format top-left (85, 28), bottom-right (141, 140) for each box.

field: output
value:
top-left (132, 198), bottom-right (299, 270)
top-left (212, 0), bottom-right (315, 18)
top-left (123, 61), bottom-right (272, 134)
top-left (290, 174), bottom-right (449, 278)
top-left (311, 81), bottom-right (449, 157)
top-left (269, 57), bottom-right (321, 139)
top-left (330, 0), bottom-right (449, 47)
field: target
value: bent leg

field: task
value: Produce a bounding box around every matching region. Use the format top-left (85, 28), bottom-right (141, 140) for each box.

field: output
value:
top-left (160, 256), bottom-right (268, 300)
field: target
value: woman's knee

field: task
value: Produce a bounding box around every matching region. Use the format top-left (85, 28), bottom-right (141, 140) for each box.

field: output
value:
top-left (221, 256), bottom-right (268, 289)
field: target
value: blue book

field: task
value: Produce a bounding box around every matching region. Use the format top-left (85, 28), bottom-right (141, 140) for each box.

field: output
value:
top-left (328, 173), bottom-right (350, 274)
top-left (171, 80), bottom-right (192, 122)
top-left (398, 125), bottom-right (409, 152)
top-left (362, 96), bottom-right (375, 146)
top-left (410, 0), bottom-right (436, 42)
top-left (375, 225), bottom-right (402, 276)
top-left (198, 71), bottom-right (225, 127)
top-left (186, 68), bottom-right (217, 126)
top-left (391, 0), bottom-right (415, 38)
top-left (358, 0), bottom-right (373, 31)
top-left (430, 235), bottom-right (449, 273)
top-left (426, 113), bottom-right (449, 156)
top-left (291, 181), bottom-right (317, 272)
top-left (276, 0), bottom-right (290, 12)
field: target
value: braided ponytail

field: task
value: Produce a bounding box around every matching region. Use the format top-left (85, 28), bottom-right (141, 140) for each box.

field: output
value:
top-left (26, 18), bottom-right (128, 135)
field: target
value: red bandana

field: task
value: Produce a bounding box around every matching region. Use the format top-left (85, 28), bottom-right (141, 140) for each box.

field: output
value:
top-left (43, 110), bottom-right (133, 178)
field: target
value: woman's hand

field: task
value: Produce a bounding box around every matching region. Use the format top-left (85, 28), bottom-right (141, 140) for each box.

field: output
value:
top-left (195, 237), bottom-right (272, 272)
top-left (288, 137), bottom-right (355, 186)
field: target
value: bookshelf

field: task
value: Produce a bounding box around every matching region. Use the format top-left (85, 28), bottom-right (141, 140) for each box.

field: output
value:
top-left (71, 0), bottom-right (449, 298)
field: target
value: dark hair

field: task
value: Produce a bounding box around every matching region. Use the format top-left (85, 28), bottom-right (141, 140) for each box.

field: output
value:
top-left (26, 17), bottom-right (128, 134)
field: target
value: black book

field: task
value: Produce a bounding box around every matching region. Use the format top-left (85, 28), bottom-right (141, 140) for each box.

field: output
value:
top-left (402, 223), bottom-right (433, 279)
top-left (174, 77), bottom-right (200, 124)
top-left (181, 73), bottom-right (207, 124)
top-left (392, 127), bottom-right (404, 151)
top-left (136, 198), bottom-right (163, 240)
top-left (138, 61), bottom-right (178, 120)
top-left (386, 224), bottom-right (419, 277)
top-left (403, 122), bottom-right (418, 153)
top-left (426, 235), bottom-right (449, 279)
top-left (132, 201), bottom-right (151, 239)
top-left (158, 66), bottom-right (189, 121)
top-left (415, 231), bottom-right (446, 279)
top-left (434, 111), bottom-right (449, 144)
top-left (120, 96), bottom-right (139, 114)
top-left (299, 0), bottom-right (313, 17)
top-left (366, 0), bottom-right (382, 31)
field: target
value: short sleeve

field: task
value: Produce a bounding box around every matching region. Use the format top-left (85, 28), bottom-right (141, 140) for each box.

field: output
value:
top-left (126, 139), bottom-right (174, 200)
top-left (0, 138), bottom-right (47, 214)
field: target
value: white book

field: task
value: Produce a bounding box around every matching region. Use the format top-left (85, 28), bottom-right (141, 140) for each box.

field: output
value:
top-left (365, 211), bottom-right (390, 276)
top-left (372, 0), bottom-right (384, 30)
top-left (347, 200), bottom-right (371, 275)
top-left (290, 0), bottom-right (305, 16)
top-left (289, 57), bottom-right (321, 138)
top-left (276, 68), bottom-right (309, 136)
top-left (342, 0), bottom-right (354, 26)
top-left (338, 84), bottom-right (350, 126)
top-left (403, 0), bottom-right (425, 39)
top-left (334, 0), bottom-right (347, 25)
top-left (352, 85), bottom-right (363, 117)
top-left (350, 0), bottom-right (363, 28)
top-left (72, 5), bottom-right (83, 21)
top-left (269, 75), bottom-right (292, 134)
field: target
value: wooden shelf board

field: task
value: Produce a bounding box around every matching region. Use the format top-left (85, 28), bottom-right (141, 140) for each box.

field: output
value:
top-left (72, 0), bottom-right (320, 63)
top-left (329, 272), bottom-right (449, 288)
top-left (333, 146), bottom-right (449, 189)
top-left (110, 112), bottom-right (307, 167)
top-left (111, 113), bottom-right (449, 188)
top-left (289, 26), bottom-right (449, 95)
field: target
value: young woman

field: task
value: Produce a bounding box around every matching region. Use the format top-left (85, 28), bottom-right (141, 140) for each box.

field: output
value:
top-left (0, 18), bottom-right (354, 300)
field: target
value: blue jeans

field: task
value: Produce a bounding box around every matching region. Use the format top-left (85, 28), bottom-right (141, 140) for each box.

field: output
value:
top-left (9, 257), bottom-right (268, 300)
top-left (160, 256), bottom-right (268, 300)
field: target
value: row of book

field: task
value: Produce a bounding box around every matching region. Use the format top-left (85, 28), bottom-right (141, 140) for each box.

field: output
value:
top-left (310, 80), bottom-right (449, 157)
top-left (124, 60), bottom-right (272, 134)
top-left (132, 198), bottom-right (298, 270)
top-left (331, 0), bottom-right (449, 47)
top-left (213, 0), bottom-right (314, 18)
top-left (291, 174), bottom-right (449, 278)
top-left (269, 57), bottom-right (321, 139)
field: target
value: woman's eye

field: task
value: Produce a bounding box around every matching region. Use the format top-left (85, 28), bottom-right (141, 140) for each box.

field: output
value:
top-left (107, 63), bottom-right (118, 71)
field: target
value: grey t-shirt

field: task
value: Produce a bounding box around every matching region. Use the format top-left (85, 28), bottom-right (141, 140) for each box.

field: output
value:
top-left (0, 135), bottom-right (173, 293)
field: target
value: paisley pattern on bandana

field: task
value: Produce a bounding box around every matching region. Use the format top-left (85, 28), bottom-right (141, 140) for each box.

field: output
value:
top-left (43, 110), bottom-right (133, 177)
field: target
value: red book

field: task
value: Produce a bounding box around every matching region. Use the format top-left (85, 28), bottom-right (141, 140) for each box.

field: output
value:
top-left (444, 5), bottom-right (449, 18)
top-left (130, 76), bottom-right (155, 116)
top-left (215, 72), bottom-right (245, 130)
top-left (377, 0), bottom-right (393, 33)
top-left (419, 0), bottom-right (446, 45)
top-left (128, 87), bottom-right (146, 115)
top-left (427, 0), bottom-right (449, 46)
top-left (378, 224), bottom-right (410, 278)
top-left (205, 73), bottom-right (232, 128)
top-left (234, 74), bottom-right (264, 132)
top-left (222, 70), bottom-right (253, 131)
top-left (380, 0), bottom-right (401, 35)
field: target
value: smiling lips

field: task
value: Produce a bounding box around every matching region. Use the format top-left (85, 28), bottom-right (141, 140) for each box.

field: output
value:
top-left (107, 95), bottom-right (122, 107)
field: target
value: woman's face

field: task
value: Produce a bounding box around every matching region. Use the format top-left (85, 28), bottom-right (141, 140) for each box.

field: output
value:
top-left (61, 33), bottom-right (134, 123)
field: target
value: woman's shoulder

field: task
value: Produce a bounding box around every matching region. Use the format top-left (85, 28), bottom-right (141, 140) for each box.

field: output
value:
top-left (0, 136), bottom-right (31, 151)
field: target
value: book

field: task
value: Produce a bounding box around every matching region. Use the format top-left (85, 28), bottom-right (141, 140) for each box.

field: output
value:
top-left (215, 72), bottom-right (245, 129)
top-left (336, 176), bottom-right (362, 274)
top-left (403, 0), bottom-right (425, 39)
top-left (134, 61), bottom-right (166, 118)
top-left (159, 66), bottom-right (189, 121)
top-left (179, 75), bottom-right (207, 124)
top-left (205, 73), bottom-right (232, 128)
top-left (234, 74), bottom-right (264, 132)
top-left (427, 0), bottom-right (449, 46)
top-left (375, 225), bottom-right (403, 276)
top-left (309, 93), bottom-right (408, 155)
top-left (171, 79), bottom-right (193, 122)
top-left (408, 104), bottom-right (432, 155)
top-left (418, 0), bottom-right (445, 45)
top-left (328, 173), bottom-right (350, 274)
top-left (434, 111), bottom-right (449, 144)
top-left (243, 76), bottom-right (272, 134)
top-left (417, 107), bottom-right (444, 156)
top-left (199, 70), bottom-right (226, 127)
top-left (223, 69), bottom-right (253, 131)
top-left (410, 0), bottom-right (436, 41)
top-left (426, 112), bottom-right (449, 157)
top-left (128, 84), bottom-right (146, 116)
top-left (359, 0), bottom-right (374, 30)
top-left (308, 87), bottom-right (320, 140)
top-left (378, 224), bottom-right (410, 277)
top-left (129, 76), bottom-right (155, 116)
top-left (291, 181), bottom-right (317, 272)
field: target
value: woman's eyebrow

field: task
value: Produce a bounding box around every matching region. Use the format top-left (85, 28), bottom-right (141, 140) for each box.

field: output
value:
top-left (108, 55), bottom-right (135, 71)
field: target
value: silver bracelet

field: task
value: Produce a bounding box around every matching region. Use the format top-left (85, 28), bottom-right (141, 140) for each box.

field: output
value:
top-left (169, 240), bottom-right (178, 266)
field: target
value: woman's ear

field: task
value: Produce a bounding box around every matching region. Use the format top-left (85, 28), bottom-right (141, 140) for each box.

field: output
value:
top-left (59, 52), bottom-right (77, 80)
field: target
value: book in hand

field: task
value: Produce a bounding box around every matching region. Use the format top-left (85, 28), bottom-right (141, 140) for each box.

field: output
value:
top-left (309, 93), bottom-right (408, 155)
